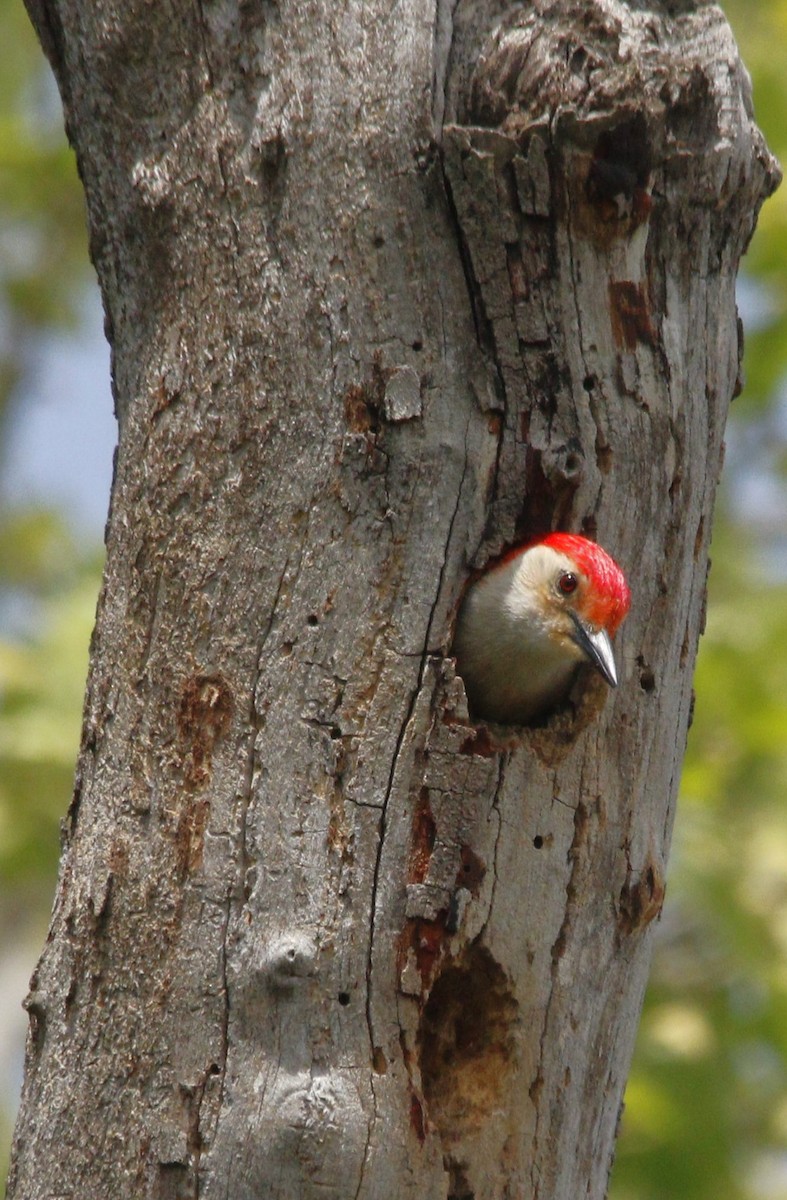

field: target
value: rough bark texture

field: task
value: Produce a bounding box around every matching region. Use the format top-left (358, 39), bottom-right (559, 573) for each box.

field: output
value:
top-left (8, 2), bottom-right (778, 1198)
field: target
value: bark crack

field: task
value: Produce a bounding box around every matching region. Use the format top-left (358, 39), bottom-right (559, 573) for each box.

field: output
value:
top-left (363, 419), bottom-right (470, 1122)
top-left (211, 888), bottom-right (233, 1145)
top-left (477, 752), bottom-right (506, 941)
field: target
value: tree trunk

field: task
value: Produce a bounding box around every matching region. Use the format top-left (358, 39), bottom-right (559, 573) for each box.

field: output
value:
top-left (8, 1), bottom-right (778, 1198)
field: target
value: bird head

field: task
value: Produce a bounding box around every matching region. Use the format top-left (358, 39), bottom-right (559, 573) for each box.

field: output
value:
top-left (453, 531), bottom-right (631, 724)
top-left (505, 532), bottom-right (631, 686)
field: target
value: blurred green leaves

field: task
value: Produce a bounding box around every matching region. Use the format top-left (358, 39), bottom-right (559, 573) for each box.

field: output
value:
top-left (723, 0), bottom-right (787, 412)
top-left (611, 6), bottom-right (787, 1194)
top-left (613, 536), bottom-right (787, 1200)
top-left (0, 0), bottom-right (97, 901)
top-left (615, 574), bottom-right (787, 1195)
top-left (0, 511), bottom-right (100, 885)
top-left (0, 0), bottom-right (89, 411)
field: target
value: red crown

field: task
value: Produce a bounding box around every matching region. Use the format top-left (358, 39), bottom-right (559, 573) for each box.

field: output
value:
top-left (540, 533), bottom-right (631, 632)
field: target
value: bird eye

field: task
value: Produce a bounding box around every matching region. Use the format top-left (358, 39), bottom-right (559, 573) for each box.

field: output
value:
top-left (558, 572), bottom-right (578, 596)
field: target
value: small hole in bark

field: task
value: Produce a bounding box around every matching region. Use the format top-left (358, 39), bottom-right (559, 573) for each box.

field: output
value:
top-left (307, 614), bottom-right (319, 627)
top-left (281, 641), bottom-right (293, 655)
top-left (583, 374), bottom-right (597, 392)
top-left (456, 845), bottom-right (486, 896)
top-left (637, 658), bottom-right (656, 693)
top-left (338, 991), bottom-right (350, 1006)
top-left (533, 835), bottom-right (544, 849)
top-left (208, 1062), bottom-right (221, 1075)
top-left (372, 233), bottom-right (385, 248)
top-left (570, 46), bottom-right (587, 73)
top-left (412, 339), bottom-right (423, 351)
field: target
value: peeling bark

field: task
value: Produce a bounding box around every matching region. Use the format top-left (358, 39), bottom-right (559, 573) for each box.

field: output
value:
top-left (8, 2), bottom-right (778, 1199)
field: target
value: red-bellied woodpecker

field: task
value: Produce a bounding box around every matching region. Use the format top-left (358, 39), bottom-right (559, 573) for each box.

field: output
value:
top-left (452, 533), bottom-right (631, 725)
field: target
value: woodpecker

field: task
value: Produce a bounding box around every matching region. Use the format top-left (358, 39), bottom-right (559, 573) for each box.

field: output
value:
top-left (452, 533), bottom-right (631, 725)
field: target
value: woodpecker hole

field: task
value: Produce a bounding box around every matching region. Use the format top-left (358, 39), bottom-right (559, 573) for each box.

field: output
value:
top-left (588, 114), bottom-right (651, 200)
top-left (418, 946), bottom-right (519, 1146)
top-left (584, 112), bottom-right (653, 240)
top-left (337, 991), bottom-right (351, 1006)
top-left (533, 835), bottom-right (544, 849)
top-left (307, 614), bottom-right (319, 627)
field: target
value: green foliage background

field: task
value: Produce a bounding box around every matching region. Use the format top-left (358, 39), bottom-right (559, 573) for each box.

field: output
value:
top-left (0, 1), bottom-right (785, 1195)
top-left (613, 3), bottom-right (787, 1196)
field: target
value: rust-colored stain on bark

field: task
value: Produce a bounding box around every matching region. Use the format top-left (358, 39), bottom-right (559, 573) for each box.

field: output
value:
top-left (177, 673), bottom-right (233, 788)
top-left (398, 913), bottom-right (449, 993)
top-left (609, 280), bottom-right (657, 350)
top-left (342, 353), bottom-right (387, 433)
top-left (618, 860), bottom-right (666, 935)
top-left (173, 674), bottom-right (233, 875)
top-left (343, 382), bottom-right (378, 434)
top-left (458, 725), bottom-right (499, 757)
top-left (409, 787), bottom-right (436, 884)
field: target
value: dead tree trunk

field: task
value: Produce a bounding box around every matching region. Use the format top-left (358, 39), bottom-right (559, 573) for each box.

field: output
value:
top-left (8, 1), bottom-right (777, 1198)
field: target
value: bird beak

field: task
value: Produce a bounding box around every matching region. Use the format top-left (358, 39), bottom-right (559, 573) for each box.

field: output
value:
top-left (569, 614), bottom-right (618, 688)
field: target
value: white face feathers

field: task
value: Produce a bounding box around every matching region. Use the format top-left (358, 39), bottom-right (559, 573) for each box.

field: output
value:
top-left (453, 538), bottom-right (630, 725)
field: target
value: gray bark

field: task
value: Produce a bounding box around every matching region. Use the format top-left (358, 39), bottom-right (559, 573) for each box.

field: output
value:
top-left (8, 1), bottom-right (778, 1198)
